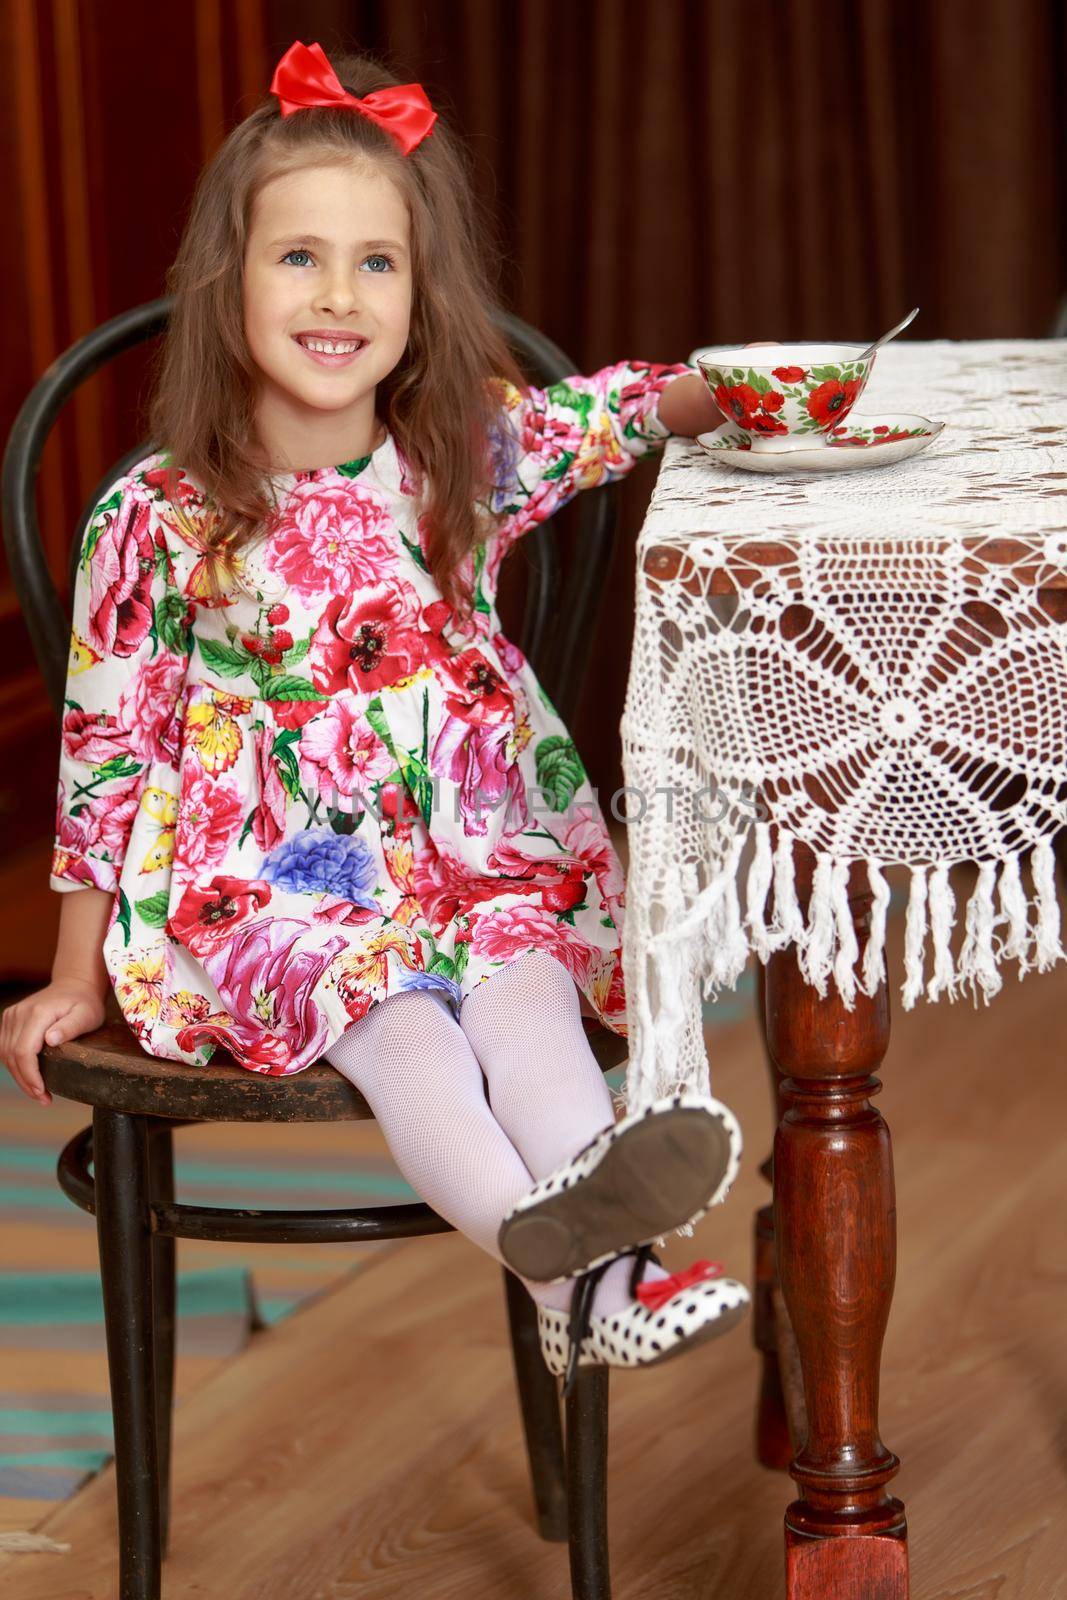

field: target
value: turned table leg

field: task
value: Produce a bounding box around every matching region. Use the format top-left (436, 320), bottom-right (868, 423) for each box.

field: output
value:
top-left (753, 961), bottom-right (794, 1471)
top-left (765, 853), bottom-right (908, 1599)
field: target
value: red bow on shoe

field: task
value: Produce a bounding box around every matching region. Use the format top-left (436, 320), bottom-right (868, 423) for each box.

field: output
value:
top-left (269, 41), bottom-right (437, 155)
top-left (634, 1259), bottom-right (725, 1312)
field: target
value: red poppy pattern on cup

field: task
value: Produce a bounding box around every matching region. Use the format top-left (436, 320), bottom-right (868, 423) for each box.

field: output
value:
top-left (698, 355), bottom-right (874, 444)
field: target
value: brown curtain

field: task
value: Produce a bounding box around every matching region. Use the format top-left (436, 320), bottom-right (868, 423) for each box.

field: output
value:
top-left (267, 0), bottom-right (1067, 353)
top-left (1, 0), bottom-right (1063, 877)
top-left (0, 0), bottom-right (271, 864)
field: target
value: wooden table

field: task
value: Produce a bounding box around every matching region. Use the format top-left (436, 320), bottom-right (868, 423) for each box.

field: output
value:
top-left (628, 339), bottom-right (1067, 1598)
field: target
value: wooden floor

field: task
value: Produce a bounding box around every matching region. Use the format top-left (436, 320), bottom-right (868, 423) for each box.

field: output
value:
top-left (2, 865), bottom-right (1066, 1597)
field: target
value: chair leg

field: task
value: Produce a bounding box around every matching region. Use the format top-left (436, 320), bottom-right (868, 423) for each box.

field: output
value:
top-left (565, 1367), bottom-right (610, 1600)
top-left (147, 1121), bottom-right (177, 1558)
top-left (503, 1268), bottom-right (568, 1541)
top-left (94, 1109), bottom-right (162, 1600)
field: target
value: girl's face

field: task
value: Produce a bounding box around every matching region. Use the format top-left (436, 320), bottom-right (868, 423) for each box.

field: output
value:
top-left (243, 159), bottom-right (412, 464)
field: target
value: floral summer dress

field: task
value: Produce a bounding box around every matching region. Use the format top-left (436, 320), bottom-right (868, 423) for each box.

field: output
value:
top-left (50, 359), bottom-right (692, 1075)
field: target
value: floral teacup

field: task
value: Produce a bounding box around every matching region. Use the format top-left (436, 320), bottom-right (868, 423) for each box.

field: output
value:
top-left (694, 342), bottom-right (876, 452)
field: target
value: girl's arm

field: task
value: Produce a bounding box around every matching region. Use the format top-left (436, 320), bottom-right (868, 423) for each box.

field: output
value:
top-left (487, 345), bottom-right (775, 557)
top-left (487, 358), bottom-right (694, 554)
top-left (1, 459), bottom-right (193, 1107)
top-left (50, 461), bottom-right (192, 896)
top-left (53, 885), bottom-right (113, 995)
top-left (0, 889), bottom-right (112, 1106)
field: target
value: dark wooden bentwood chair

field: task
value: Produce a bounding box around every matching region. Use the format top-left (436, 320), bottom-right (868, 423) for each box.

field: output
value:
top-left (1, 300), bottom-right (630, 1600)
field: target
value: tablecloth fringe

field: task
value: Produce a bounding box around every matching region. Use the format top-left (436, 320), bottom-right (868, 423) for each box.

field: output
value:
top-left (645, 824), bottom-right (1065, 1016)
top-left (735, 824), bottom-right (1067, 1010)
top-left (624, 827), bottom-right (1066, 1108)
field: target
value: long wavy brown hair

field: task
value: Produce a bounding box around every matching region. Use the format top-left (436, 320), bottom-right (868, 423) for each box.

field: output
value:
top-left (146, 46), bottom-right (527, 624)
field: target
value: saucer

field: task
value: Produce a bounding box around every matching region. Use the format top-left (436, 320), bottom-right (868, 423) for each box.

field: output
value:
top-left (695, 413), bottom-right (945, 473)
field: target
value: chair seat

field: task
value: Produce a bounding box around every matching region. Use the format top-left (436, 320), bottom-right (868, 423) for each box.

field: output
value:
top-left (40, 992), bottom-right (630, 1122)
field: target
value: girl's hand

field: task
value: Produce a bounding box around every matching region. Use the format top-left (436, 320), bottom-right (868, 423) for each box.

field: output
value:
top-left (662, 342), bottom-right (783, 436)
top-left (0, 978), bottom-right (106, 1107)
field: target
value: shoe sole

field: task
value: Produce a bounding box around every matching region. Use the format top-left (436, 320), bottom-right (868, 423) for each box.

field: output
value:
top-left (500, 1107), bottom-right (735, 1283)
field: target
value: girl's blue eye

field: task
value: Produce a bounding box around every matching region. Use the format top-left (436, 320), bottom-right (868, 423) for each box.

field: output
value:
top-left (283, 248), bottom-right (396, 270)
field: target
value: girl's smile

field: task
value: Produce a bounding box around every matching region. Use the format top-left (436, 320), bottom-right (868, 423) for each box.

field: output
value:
top-left (294, 330), bottom-right (369, 366)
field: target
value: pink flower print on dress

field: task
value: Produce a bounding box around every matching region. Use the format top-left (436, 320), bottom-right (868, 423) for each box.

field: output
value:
top-left (310, 893), bottom-right (382, 928)
top-left (469, 902), bottom-right (597, 986)
top-left (396, 441), bottom-right (420, 498)
top-left (51, 782), bottom-right (108, 886)
top-left (97, 775), bottom-right (145, 863)
top-left (192, 916), bottom-right (348, 1074)
top-left (412, 838), bottom-right (485, 930)
top-left (485, 834), bottom-right (558, 879)
top-left (61, 707), bottom-right (131, 767)
top-left (617, 362), bottom-right (679, 430)
top-left (309, 579), bottom-right (449, 696)
top-left (431, 650), bottom-right (528, 838)
top-left (560, 813), bottom-right (626, 924)
top-left (87, 498), bottom-right (160, 657)
top-left (54, 782), bottom-right (97, 852)
top-left (411, 836), bottom-right (580, 933)
top-left (491, 631), bottom-right (526, 674)
top-left (251, 726), bottom-right (289, 852)
top-left (266, 482), bottom-right (398, 601)
top-left (484, 835), bottom-right (587, 911)
top-left (519, 408), bottom-right (582, 461)
top-left (299, 698), bottom-right (394, 800)
top-left (120, 650), bottom-right (188, 765)
top-left (173, 772), bottom-right (245, 884)
top-left (431, 716), bottom-right (525, 838)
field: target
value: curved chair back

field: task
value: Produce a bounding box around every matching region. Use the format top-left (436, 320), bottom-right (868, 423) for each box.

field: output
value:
top-left (2, 298), bottom-right (620, 727)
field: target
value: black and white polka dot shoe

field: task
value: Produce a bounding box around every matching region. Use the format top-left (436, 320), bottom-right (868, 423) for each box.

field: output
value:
top-left (536, 1246), bottom-right (750, 1395)
top-left (497, 1087), bottom-right (743, 1284)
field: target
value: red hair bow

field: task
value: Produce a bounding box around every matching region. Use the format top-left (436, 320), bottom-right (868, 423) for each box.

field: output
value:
top-left (269, 41), bottom-right (437, 156)
top-left (634, 1259), bottom-right (725, 1312)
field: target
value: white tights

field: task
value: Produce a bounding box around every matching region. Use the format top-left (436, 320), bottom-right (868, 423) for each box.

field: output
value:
top-left (323, 948), bottom-right (669, 1318)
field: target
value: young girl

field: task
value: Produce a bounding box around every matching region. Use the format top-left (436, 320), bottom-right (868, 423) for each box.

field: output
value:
top-left (1, 41), bottom-right (751, 1380)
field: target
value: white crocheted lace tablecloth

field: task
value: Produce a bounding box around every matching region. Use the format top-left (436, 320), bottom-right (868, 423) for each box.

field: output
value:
top-left (620, 339), bottom-right (1067, 1108)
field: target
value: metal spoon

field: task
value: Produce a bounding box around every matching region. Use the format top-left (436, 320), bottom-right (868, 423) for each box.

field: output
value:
top-left (856, 306), bottom-right (920, 364)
